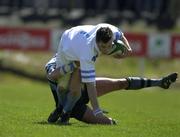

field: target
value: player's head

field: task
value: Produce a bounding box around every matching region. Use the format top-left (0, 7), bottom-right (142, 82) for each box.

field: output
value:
top-left (96, 27), bottom-right (113, 54)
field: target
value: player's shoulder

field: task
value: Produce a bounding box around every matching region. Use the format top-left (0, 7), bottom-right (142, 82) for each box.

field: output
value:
top-left (71, 25), bottom-right (94, 32)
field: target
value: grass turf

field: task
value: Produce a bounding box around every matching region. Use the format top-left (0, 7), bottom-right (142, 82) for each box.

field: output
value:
top-left (0, 73), bottom-right (180, 137)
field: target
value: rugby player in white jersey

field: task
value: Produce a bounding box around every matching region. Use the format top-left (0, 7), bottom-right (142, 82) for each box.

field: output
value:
top-left (45, 23), bottom-right (132, 124)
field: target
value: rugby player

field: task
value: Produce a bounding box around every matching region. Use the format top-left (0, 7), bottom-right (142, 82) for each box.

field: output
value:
top-left (45, 23), bottom-right (132, 124)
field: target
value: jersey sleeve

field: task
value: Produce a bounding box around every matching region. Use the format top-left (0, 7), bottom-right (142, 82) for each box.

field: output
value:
top-left (112, 28), bottom-right (124, 41)
top-left (80, 59), bottom-right (96, 83)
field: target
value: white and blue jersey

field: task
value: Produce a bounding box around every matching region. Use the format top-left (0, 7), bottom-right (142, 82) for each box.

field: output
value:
top-left (55, 23), bottom-right (123, 83)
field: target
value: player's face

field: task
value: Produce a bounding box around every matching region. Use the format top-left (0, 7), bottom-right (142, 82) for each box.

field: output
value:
top-left (98, 38), bottom-right (113, 54)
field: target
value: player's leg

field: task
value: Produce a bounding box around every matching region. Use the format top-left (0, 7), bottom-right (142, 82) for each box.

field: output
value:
top-left (46, 57), bottom-right (79, 123)
top-left (96, 77), bottom-right (128, 96)
top-left (45, 57), bottom-right (59, 107)
top-left (45, 57), bottom-right (64, 123)
top-left (68, 73), bottom-right (178, 125)
top-left (59, 68), bottom-right (82, 124)
top-left (95, 72), bottom-right (178, 97)
top-left (45, 56), bottom-right (75, 123)
top-left (76, 73), bottom-right (178, 124)
top-left (47, 71), bottom-right (81, 124)
top-left (48, 68), bottom-right (83, 124)
top-left (126, 72), bottom-right (178, 90)
top-left (45, 55), bottom-right (72, 106)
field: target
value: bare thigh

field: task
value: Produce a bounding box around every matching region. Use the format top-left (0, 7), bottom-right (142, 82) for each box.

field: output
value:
top-left (96, 77), bottom-right (128, 96)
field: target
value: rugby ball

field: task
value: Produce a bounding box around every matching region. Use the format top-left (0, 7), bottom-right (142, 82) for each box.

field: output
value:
top-left (108, 40), bottom-right (126, 55)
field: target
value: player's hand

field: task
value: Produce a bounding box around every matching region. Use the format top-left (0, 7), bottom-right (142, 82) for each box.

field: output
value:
top-left (95, 112), bottom-right (104, 117)
top-left (93, 108), bottom-right (103, 116)
top-left (113, 47), bottom-right (132, 58)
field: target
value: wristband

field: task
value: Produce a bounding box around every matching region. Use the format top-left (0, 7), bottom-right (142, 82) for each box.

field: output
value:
top-left (93, 108), bottom-right (103, 116)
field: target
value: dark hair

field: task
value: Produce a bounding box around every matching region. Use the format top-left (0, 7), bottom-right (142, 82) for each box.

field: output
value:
top-left (96, 27), bottom-right (113, 43)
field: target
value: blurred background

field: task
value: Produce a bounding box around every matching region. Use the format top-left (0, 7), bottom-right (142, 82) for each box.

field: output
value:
top-left (0, 0), bottom-right (179, 86)
top-left (0, 0), bottom-right (179, 29)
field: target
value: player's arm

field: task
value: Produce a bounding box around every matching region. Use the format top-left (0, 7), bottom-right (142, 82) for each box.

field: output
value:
top-left (113, 34), bottom-right (132, 58)
top-left (112, 34), bottom-right (132, 59)
top-left (121, 34), bottom-right (132, 54)
top-left (109, 27), bottom-right (132, 59)
top-left (82, 105), bottom-right (116, 125)
top-left (85, 82), bottom-right (103, 116)
top-left (80, 59), bottom-right (103, 116)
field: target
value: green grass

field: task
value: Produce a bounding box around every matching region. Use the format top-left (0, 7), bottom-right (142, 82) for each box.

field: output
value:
top-left (1, 51), bottom-right (180, 80)
top-left (0, 73), bottom-right (180, 137)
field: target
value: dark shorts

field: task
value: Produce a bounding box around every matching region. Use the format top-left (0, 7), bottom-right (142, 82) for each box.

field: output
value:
top-left (70, 87), bottom-right (89, 121)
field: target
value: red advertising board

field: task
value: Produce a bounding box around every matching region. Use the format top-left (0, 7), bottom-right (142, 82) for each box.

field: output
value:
top-left (125, 33), bottom-right (148, 57)
top-left (171, 35), bottom-right (180, 58)
top-left (0, 27), bottom-right (50, 51)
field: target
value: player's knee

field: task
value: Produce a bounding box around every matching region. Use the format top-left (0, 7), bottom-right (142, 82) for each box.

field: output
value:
top-left (117, 79), bottom-right (129, 89)
top-left (47, 73), bottom-right (57, 81)
top-left (47, 69), bottom-right (62, 81)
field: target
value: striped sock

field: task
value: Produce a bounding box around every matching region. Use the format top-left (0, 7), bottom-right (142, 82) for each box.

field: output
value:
top-left (126, 77), bottom-right (161, 90)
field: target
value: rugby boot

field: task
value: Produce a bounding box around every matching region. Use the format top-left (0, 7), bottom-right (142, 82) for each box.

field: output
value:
top-left (48, 105), bottom-right (63, 123)
top-left (160, 73), bottom-right (178, 89)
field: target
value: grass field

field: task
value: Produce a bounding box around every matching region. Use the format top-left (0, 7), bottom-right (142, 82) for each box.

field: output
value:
top-left (0, 73), bottom-right (180, 137)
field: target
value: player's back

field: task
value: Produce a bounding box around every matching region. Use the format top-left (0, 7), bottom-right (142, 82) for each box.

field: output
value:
top-left (59, 25), bottom-right (97, 61)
